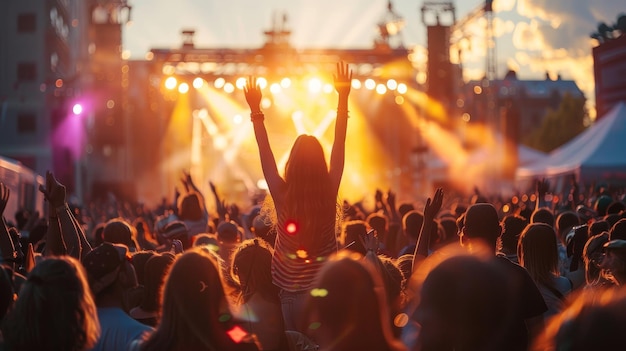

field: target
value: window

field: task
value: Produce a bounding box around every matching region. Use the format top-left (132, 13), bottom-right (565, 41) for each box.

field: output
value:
top-left (17, 62), bottom-right (36, 81)
top-left (17, 13), bottom-right (36, 33)
top-left (17, 113), bottom-right (37, 133)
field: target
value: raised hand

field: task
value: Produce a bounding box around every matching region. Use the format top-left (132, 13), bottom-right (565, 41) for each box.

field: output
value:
top-left (424, 188), bottom-right (444, 221)
top-left (360, 229), bottom-right (379, 253)
top-left (39, 171), bottom-right (66, 208)
top-left (333, 61), bottom-right (352, 98)
top-left (386, 190), bottom-right (396, 212)
top-left (181, 172), bottom-right (190, 193)
top-left (244, 77), bottom-right (262, 112)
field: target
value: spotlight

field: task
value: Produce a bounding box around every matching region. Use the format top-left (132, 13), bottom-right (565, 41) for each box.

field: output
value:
top-left (178, 82), bottom-right (189, 94)
top-left (193, 77), bottom-right (204, 89)
top-left (397, 83), bottom-right (408, 94)
top-left (72, 103), bottom-right (83, 115)
top-left (214, 77), bottom-right (226, 89)
top-left (280, 77), bottom-right (291, 88)
top-left (364, 79), bottom-right (376, 90)
top-left (164, 76), bottom-right (177, 90)
top-left (308, 78), bottom-right (322, 93)
top-left (376, 84), bottom-right (387, 95)
top-left (236, 77), bottom-right (247, 90)
top-left (224, 83), bottom-right (235, 93)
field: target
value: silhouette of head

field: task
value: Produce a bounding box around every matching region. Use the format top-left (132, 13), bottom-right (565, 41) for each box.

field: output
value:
top-left (178, 192), bottom-right (205, 221)
top-left (303, 251), bottom-right (402, 351)
top-left (531, 207), bottom-right (555, 228)
top-left (415, 255), bottom-right (516, 351)
top-left (2, 256), bottom-right (100, 351)
top-left (103, 218), bottom-right (138, 251)
top-left (461, 203), bottom-right (501, 251)
top-left (403, 210), bottom-right (424, 241)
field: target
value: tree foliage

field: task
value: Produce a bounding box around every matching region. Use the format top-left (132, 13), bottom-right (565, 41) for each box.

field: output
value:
top-left (524, 93), bottom-right (588, 153)
top-left (590, 13), bottom-right (626, 43)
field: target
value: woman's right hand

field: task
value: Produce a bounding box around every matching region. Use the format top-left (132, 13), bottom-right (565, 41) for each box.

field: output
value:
top-left (334, 61), bottom-right (352, 98)
top-left (244, 77), bottom-right (262, 112)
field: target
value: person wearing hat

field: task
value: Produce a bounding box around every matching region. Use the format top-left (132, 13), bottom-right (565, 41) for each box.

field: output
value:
top-left (82, 243), bottom-right (152, 351)
top-left (600, 239), bottom-right (626, 286)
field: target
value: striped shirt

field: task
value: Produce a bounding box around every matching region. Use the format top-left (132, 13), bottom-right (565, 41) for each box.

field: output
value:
top-left (271, 210), bottom-right (338, 292)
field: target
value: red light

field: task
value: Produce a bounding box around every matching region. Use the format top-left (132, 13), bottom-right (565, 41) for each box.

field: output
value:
top-left (227, 325), bottom-right (247, 343)
top-left (285, 220), bottom-right (298, 235)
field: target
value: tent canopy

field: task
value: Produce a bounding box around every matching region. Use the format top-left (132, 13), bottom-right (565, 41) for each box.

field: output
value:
top-left (516, 102), bottom-right (626, 183)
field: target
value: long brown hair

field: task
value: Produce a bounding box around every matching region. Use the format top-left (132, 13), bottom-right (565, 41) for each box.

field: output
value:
top-left (283, 135), bottom-right (337, 253)
top-left (2, 256), bottom-right (100, 351)
top-left (141, 249), bottom-right (253, 351)
top-left (518, 223), bottom-right (560, 287)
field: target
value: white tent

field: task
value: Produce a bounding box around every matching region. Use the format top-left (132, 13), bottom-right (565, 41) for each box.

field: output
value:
top-left (516, 101), bottom-right (626, 184)
top-left (518, 145), bottom-right (547, 166)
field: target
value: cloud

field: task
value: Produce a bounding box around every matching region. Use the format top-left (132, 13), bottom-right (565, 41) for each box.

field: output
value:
top-left (511, 1), bottom-right (625, 116)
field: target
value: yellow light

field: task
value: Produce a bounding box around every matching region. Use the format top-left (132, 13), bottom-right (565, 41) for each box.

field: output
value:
top-left (292, 110), bottom-right (303, 120)
top-left (281, 77), bottom-right (291, 88)
top-left (214, 136), bottom-right (227, 150)
top-left (387, 79), bottom-right (398, 90)
top-left (270, 83), bottom-right (281, 94)
top-left (224, 82), bottom-right (235, 93)
top-left (395, 96), bottom-right (405, 105)
top-left (178, 82), bottom-right (189, 94)
top-left (106, 100), bottom-right (115, 109)
top-left (162, 65), bottom-right (175, 75)
top-left (236, 77), bottom-right (247, 90)
top-left (257, 179), bottom-right (268, 190)
top-left (257, 77), bottom-right (268, 89)
top-left (462, 113), bottom-right (471, 122)
top-left (376, 84), bottom-right (387, 95)
top-left (261, 97), bottom-right (272, 109)
top-left (397, 83), bottom-right (408, 94)
top-left (193, 77), bottom-right (204, 89)
top-left (351, 79), bottom-right (361, 89)
top-left (364, 79), bottom-right (376, 90)
top-left (164, 76), bottom-right (177, 90)
top-left (214, 77), bottom-right (225, 89)
top-left (502, 204), bottom-right (510, 213)
top-left (474, 86), bottom-right (483, 94)
top-left (323, 83), bottom-right (333, 94)
top-left (308, 78), bottom-right (322, 93)
top-left (310, 288), bottom-right (328, 297)
top-left (233, 114), bottom-right (243, 124)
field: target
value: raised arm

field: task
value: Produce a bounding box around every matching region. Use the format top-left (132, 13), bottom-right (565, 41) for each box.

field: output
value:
top-left (182, 170), bottom-right (209, 220)
top-left (0, 183), bottom-right (17, 263)
top-left (413, 188), bottom-right (444, 270)
top-left (329, 61), bottom-right (351, 191)
top-left (244, 77), bottom-right (284, 195)
top-left (40, 171), bottom-right (90, 259)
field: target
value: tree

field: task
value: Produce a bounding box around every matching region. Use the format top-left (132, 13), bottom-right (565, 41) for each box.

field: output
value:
top-left (524, 93), bottom-right (587, 153)
top-left (590, 13), bottom-right (626, 43)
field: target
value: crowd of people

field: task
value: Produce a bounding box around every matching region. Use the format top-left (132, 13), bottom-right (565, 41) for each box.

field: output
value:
top-left (2, 62), bottom-right (626, 350)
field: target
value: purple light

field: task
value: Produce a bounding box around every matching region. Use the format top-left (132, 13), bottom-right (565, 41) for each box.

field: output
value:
top-left (72, 103), bottom-right (83, 115)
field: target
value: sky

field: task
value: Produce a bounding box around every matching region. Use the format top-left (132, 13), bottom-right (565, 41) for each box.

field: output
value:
top-left (123, 0), bottom-right (626, 118)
